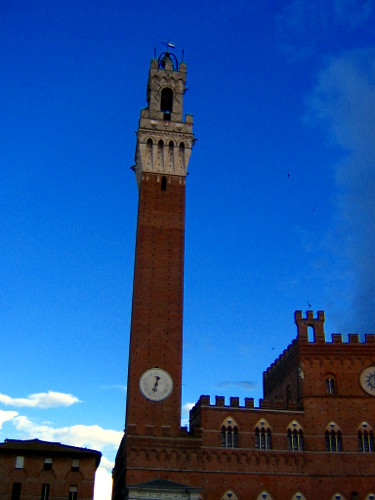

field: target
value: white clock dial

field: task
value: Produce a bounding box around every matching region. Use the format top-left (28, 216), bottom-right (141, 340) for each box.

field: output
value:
top-left (139, 368), bottom-right (173, 401)
top-left (360, 366), bottom-right (375, 396)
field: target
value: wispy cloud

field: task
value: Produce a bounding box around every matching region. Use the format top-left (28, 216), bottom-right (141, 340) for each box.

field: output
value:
top-left (100, 384), bottom-right (127, 393)
top-left (306, 47), bottom-right (375, 331)
top-left (276, 0), bottom-right (375, 59)
top-left (0, 391), bottom-right (81, 409)
top-left (217, 380), bottom-right (257, 390)
top-left (0, 410), bottom-right (18, 429)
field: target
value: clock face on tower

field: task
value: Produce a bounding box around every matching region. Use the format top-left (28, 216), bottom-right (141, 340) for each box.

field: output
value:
top-left (139, 368), bottom-right (173, 401)
top-left (360, 366), bottom-right (375, 396)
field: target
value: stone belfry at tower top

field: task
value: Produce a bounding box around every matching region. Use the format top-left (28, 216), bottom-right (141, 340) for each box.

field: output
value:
top-left (133, 51), bottom-right (194, 186)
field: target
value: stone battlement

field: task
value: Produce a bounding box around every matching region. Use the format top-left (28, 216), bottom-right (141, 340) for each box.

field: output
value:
top-left (195, 395), bottom-right (255, 409)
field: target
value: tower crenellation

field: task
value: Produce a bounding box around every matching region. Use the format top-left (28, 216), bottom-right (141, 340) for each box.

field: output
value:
top-left (295, 309), bottom-right (325, 342)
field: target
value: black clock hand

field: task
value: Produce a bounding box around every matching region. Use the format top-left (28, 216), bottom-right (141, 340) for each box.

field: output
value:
top-left (152, 376), bottom-right (161, 392)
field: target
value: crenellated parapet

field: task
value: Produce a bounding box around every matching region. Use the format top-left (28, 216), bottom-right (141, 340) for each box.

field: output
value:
top-left (190, 396), bottom-right (257, 428)
top-left (295, 310), bottom-right (375, 345)
top-left (331, 332), bottom-right (375, 343)
top-left (264, 338), bottom-right (298, 376)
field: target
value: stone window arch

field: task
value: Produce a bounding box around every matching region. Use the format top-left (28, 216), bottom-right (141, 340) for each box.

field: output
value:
top-left (330, 494), bottom-right (346, 500)
top-left (221, 416), bottom-right (238, 448)
top-left (287, 420), bottom-right (304, 451)
top-left (364, 493), bottom-right (375, 500)
top-left (325, 422), bottom-right (342, 452)
top-left (256, 491), bottom-right (273, 500)
top-left (255, 419), bottom-right (272, 450)
top-left (358, 422), bottom-right (374, 452)
top-left (221, 491), bottom-right (238, 500)
top-left (291, 493), bottom-right (306, 500)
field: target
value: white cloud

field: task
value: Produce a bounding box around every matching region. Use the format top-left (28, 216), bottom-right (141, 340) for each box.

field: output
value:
top-left (12, 415), bottom-right (123, 451)
top-left (0, 391), bottom-right (81, 409)
top-left (0, 410), bottom-right (18, 429)
top-left (307, 48), bottom-right (375, 331)
top-left (98, 455), bottom-right (114, 473)
top-left (182, 402), bottom-right (194, 413)
top-left (94, 457), bottom-right (114, 500)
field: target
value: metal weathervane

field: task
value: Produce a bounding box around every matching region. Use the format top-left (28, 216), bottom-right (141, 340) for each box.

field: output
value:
top-left (161, 41), bottom-right (176, 52)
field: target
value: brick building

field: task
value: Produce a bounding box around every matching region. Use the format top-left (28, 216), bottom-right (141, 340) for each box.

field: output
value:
top-left (111, 51), bottom-right (375, 500)
top-left (0, 438), bottom-right (101, 500)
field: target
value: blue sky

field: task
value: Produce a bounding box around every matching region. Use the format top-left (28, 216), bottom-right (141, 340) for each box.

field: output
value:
top-left (1, 1), bottom-right (375, 498)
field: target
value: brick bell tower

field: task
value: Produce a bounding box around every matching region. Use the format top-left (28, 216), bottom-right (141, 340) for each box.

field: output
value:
top-left (112, 49), bottom-right (195, 498)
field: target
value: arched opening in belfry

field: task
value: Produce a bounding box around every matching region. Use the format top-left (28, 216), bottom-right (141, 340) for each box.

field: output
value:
top-left (168, 141), bottom-right (174, 171)
top-left (179, 142), bottom-right (185, 170)
top-left (157, 140), bottom-right (164, 169)
top-left (307, 325), bottom-right (315, 342)
top-left (146, 138), bottom-right (153, 167)
top-left (161, 87), bottom-right (173, 120)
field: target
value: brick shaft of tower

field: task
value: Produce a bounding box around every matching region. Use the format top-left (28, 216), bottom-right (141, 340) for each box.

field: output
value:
top-left (125, 52), bottom-right (194, 436)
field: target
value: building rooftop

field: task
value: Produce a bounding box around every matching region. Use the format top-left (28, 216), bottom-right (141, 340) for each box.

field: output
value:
top-left (0, 438), bottom-right (101, 467)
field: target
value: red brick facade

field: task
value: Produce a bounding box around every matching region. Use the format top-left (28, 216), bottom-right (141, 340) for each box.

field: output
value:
top-left (112, 53), bottom-right (375, 500)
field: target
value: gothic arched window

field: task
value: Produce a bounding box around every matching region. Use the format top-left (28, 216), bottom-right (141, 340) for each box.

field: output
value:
top-left (287, 421), bottom-right (304, 451)
top-left (255, 419), bottom-right (272, 450)
top-left (178, 142), bottom-right (185, 170)
top-left (221, 417), bottom-right (238, 448)
top-left (325, 422), bottom-right (342, 452)
top-left (146, 138), bottom-right (153, 167)
top-left (358, 422), bottom-right (374, 452)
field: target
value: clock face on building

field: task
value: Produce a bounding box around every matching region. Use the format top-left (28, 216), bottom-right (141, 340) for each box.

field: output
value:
top-left (360, 366), bottom-right (375, 396)
top-left (139, 368), bottom-right (173, 401)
